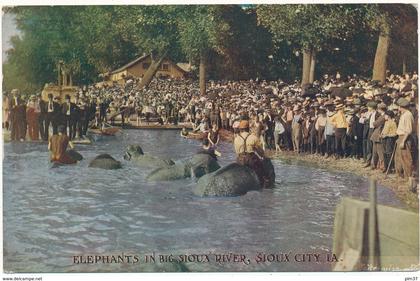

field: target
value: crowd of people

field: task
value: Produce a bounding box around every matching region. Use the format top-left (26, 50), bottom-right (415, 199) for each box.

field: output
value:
top-left (3, 71), bottom-right (418, 185)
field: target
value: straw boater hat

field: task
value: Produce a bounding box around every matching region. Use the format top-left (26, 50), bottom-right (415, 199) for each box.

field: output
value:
top-left (335, 103), bottom-right (344, 110)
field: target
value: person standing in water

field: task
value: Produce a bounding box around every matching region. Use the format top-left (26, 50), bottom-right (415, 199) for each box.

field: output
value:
top-left (48, 125), bottom-right (77, 164)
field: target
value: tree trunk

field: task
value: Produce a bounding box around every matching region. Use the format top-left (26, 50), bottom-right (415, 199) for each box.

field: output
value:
top-left (309, 49), bottom-right (316, 83)
top-left (199, 50), bottom-right (207, 96)
top-left (372, 29), bottom-right (390, 83)
top-left (301, 48), bottom-right (311, 86)
top-left (137, 51), bottom-right (167, 89)
top-left (402, 56), bottom-right (407, 75)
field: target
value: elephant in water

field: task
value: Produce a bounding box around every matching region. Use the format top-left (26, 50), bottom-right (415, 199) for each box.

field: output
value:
top-left (67, 149), bottom-right (83, 161)
top-left (146, 152), bottom-right (220, 181)
top-left (89, 154), bottom-right (122, 170)
top-left (193, 158), bottom-right (276, 197)
top-left (124, 145), bottom-right (175, 168)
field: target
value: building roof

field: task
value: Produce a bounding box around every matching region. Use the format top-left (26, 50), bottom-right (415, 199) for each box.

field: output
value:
top-left (110, 54), bottom-right (188, 75)
top-left (176, 63), bottom-right (192, 72)
top-left (110, 54), bottom-right (149, 74)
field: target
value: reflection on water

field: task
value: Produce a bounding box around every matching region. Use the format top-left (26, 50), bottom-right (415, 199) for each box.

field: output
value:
top-left (3, 130), bottom-right (402, 272)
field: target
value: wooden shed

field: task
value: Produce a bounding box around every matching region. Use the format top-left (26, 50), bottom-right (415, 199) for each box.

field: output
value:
top-left (106, 54), bottom-right (188, 83)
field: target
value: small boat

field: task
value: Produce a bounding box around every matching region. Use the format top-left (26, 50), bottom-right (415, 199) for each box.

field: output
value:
top-left (183, 129), bottom-right (234, 142)
top-left (183, 131), bottom-right (206, 140)
top-left (72, 138), bottom-right (92, 145)
top-left (89, 126), bottom-right (121, 136)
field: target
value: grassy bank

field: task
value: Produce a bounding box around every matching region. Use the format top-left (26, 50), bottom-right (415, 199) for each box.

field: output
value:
top-left (265, 149), bottom-right (419, 211)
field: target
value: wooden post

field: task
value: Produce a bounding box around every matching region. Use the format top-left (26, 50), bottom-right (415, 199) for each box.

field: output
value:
top-left (369, 178), bottom-right (380, 270)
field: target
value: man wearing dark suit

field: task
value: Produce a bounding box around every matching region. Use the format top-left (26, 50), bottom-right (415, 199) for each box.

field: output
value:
top-left (61, 94), bottom-right (77, 140)
top-left (72, 95), bottom-right (81, 139)
top-left (363, 102), bottom-right (379, 167)
top-left (45, 93), bottom-right (60, 138)
top-left (9, 89), bottom-right (27, 141)
top-left (78, 98), bottom-right (89, 139)
top-left (370, 103), bottom-right (387, 170)
top-left (37, 94), bottom-right (47, 141)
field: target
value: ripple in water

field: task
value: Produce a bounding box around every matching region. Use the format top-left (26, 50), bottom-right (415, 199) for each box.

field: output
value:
top-left (3, 130), bottom-right (403, 272)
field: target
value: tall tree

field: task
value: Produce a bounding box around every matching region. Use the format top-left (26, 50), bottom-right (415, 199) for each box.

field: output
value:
top-left (256, 4), bottom-right (366, 85)
top-left (175, 6), bottom-right (230, 95)
top-left (366, 4), bottom-right (417, 82)
top-left (114, 6), bottom-right (181, 89)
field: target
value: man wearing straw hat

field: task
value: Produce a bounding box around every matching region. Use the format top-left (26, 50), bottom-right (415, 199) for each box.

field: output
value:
top-left (394, 97), bottom-right (414, 179)
top-left (331, 103), bottom-right (348, 158)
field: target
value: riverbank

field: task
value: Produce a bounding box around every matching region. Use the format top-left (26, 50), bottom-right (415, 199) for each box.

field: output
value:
top-left (265, 149), bottom-right (419, 211)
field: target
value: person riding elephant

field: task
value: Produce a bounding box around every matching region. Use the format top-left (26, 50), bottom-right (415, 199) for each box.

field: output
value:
top-left (48, 125), bottom-right (77, 165)
top-left (234, 119), bottom-right (273, 188)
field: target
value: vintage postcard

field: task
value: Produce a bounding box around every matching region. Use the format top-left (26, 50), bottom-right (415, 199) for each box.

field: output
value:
top-left (1, 2), bottom-right (419, 280)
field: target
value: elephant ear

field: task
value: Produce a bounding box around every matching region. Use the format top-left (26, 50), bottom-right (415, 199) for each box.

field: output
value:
top-left (135, 146), bottom-right (144, 155)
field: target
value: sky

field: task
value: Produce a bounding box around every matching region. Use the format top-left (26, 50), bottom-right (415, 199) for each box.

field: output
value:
top-left (2, 12), bottom-right (20, 62)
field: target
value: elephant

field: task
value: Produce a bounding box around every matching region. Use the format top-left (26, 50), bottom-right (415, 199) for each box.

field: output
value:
top-left (67, 149), bottom-right (83, 161)
top-left (193, 158), bottom-right (276, 197)
top-left (146, 152), bottom-right (220, 181)
top-left (89, 154), bottom-right (122, 170)
top-left (124, 145), bottom-right (175, 168)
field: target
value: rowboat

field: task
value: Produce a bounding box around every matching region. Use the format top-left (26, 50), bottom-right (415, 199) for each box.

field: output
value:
top-left (72, 138), bottom-right (92, 145)
top-left (89, 127), bottom-right (121, 136)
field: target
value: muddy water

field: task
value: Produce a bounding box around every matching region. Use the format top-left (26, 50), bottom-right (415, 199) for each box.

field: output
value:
top-left (3, 130), bottom-right (403, 272)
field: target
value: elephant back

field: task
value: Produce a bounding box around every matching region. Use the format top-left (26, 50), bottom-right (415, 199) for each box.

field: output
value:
top-left (194, 163), bottom-right (261, 197)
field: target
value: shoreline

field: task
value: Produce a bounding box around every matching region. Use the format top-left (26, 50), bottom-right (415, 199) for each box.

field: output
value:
top-left (3, 127), bottom-right (418, 211)
top-left (265, 149), bottom-right (419, 211)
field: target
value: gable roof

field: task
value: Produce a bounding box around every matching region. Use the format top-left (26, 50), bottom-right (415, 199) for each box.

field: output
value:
top-left (110, 54), bottom-right (149, 74)
top-left (110, 54), bottom-right (188, 75)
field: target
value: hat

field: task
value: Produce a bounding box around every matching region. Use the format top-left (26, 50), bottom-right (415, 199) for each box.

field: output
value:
top-left (335, 103), bottom-right (344, 110)
top-left (238, 120), bottom-right (249, 129)
top-left (58, 125), bottom-right (66, 133)
top-left (353, 98), bottom-right (362, 105)
top-left (367, 101), bottom-right (377, 109)
top-left (389, 104), bottom-right (399, 111)
top-left (385, 110), bottom-right (395, 118)
top-left (397, 97), bottom-right (410, 107)
top-left (378, 103), bottom-right (387, 110)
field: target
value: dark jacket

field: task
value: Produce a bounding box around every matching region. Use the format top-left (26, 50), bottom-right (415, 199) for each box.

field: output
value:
top-left (370, 115), bottom-right (386, 143)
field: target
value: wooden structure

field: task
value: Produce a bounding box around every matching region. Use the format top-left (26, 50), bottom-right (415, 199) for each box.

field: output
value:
top-left (104, 54), bottom-right (188, 83)
top-left (332, 180), bottom-right (419, 271)
top-left (41, 61), bottom-right (79, 102)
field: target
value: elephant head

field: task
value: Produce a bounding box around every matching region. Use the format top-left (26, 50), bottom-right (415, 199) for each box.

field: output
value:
top-left (124, 145), bottom-right (144, 161)
top-left (187, 153), bottom-right (221, 179)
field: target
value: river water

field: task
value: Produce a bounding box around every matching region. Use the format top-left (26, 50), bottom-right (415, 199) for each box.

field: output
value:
top-left (3, 129), bottom-right (403, 272)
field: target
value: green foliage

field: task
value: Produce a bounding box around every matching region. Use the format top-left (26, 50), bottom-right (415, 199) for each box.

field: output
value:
top-left (2, 4), bottom-right (418, 92)
top-left (256, 4), bottom-right (368, 51)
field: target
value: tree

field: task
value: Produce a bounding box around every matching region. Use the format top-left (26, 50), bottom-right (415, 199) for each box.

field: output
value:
top-left (114, 6), bottom-right (181, 89)
top-left (365, 4), bottom-right (417, 82)
top-left (175, 6), bottom-right (230, 95)
top-left (256, 4), bottom-right (368, 85)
